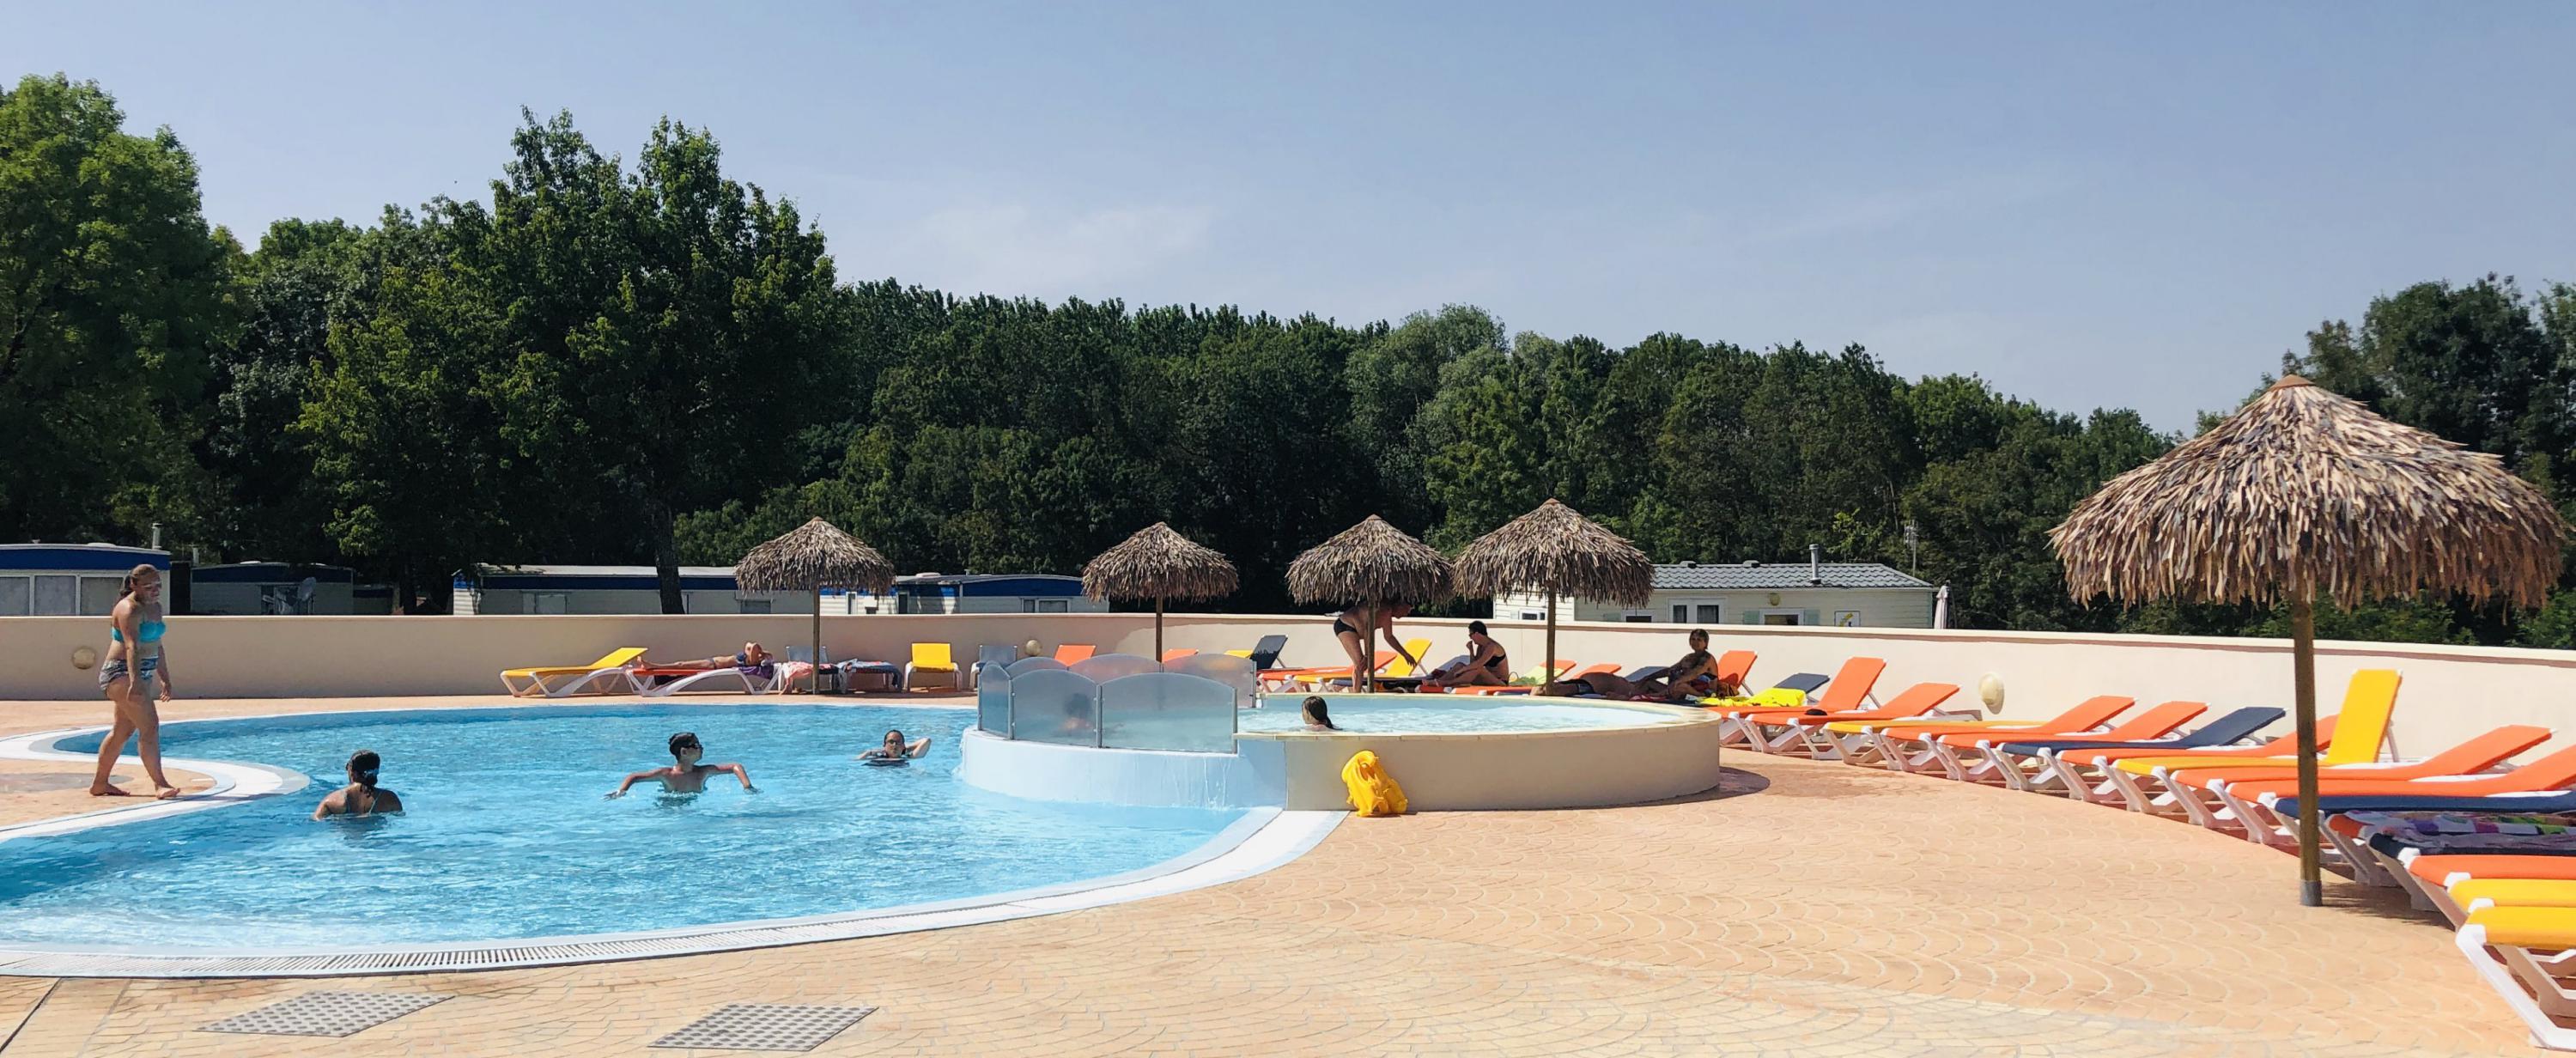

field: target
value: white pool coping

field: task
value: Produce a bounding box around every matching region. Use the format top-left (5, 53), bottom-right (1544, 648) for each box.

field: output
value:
top-left (0, 704), bottom-right (1340, 978)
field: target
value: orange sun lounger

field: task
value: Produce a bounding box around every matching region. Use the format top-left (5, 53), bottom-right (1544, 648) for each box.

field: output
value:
top-left (1746, 682), bottom-right (1962, 757)
top-left (1847, 695), bottom-right (2136, 775)
top-left (2183, 726), bottom-right (2552, 844)
top-left (1714, 656), bottom-right (1885, 746)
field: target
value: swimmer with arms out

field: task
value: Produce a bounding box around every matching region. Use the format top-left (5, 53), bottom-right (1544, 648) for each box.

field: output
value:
top-left (859, 728), bottom-right (933, 763)
top-left (313, 750), bottom-right (403, 819)
top-left (607, 732), bottom-right (756, 797)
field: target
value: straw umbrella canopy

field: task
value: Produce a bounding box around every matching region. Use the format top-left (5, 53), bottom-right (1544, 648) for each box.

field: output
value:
top-left (1287, 515), bottom-right (1456, 692)
top-left (1454, 499), bottom-right (1655, 678)
top-left (1083, 522), bottom-right (1240, 662)
top-left (2050, 375), bottom-right (2563, 906)
top-left (735, 517), bottom-right (897, 686)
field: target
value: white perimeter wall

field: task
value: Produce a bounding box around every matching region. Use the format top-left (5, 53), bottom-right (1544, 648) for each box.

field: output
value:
top-left (5, 612), bottom-right (2576, 762)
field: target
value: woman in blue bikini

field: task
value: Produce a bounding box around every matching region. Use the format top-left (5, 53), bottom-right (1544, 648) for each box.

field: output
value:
top-left (90, 564), bottom-right (181, 800)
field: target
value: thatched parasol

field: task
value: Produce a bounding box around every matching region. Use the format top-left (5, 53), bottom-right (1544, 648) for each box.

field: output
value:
top-left (736, 517), bottom-right (897, 686)
top-left (1287, 515), bottom-right (1455, 692)
top-left (1454, 499), bottom-right (1655, 679)
top-left (1083, 522), bottom-right (1239, 662)
top-left (2051, 375), bottom-right (2563, 905)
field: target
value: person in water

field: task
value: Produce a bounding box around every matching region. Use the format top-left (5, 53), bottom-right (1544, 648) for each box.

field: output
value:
top-left (313, 750), bottom-right (404, 819)
top-left (1328, 602), bottom-right (1419, 684)
top-left (859, 728), bottom-right (933, 762)
top-left (1419, 620), bottom-right (1510, 691)
top-left (90, 563), bottom-right (182, 800)
top-left (607, 732), bottom-right (756, 797)
top-left (1299, 696), bottom-right (1341, 732)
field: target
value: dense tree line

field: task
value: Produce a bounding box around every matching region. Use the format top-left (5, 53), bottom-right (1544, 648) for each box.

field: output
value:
top-left (9, 74), bottom-right (2575, 645)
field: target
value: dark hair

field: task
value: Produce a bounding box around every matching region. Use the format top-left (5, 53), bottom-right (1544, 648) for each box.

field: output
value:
top-left (669, 732), bottom-right (702, 756)
top-left (118, 563), bottom-right (159, 602)
top-left (1689, 627), bottom-right (1709, 641)
top-left (884, 728), bottom-right (904, 742)
top-left (1467, 620), bottom-right (1488, 636)
top-left (1300, 696), bottom-right (1338, 730)
top-left (347, 750), bottom-right (381, 788)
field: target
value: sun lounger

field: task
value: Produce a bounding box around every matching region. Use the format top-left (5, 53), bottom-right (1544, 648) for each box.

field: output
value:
top-left (1708, 671), bottom-right (1835, 745)
top-left (1162, 648), bottom-right (1199, 662)
top-left (1449, 660), bottom-right (1588, 696)
top-left (903, 642), bottom-right (959, 690)
top-left (2259, 745), bottom-right (2576, 821)
top-left (1710, 661), bottom-right (1874, 745)
top-left (970, 644), bottom-right (1018, 689)
top-left (1054, 644), bottom-right (1097, 665)
top-left (2452, 904), bottom-right (2576, 1049)
top-left (1384, 654), bottom-right (1473, 693)
top-left (2104, 670), bottom-right (2400, 816)
top-left (1746, 682), bottom-right (1965, 757)
top-left (1980, 702), bottom-right (2250, 793)
top-left (499, 647), bottom-right (647, 697)
top-left (1844, 695), bottom-right (2136, 775)
top-left (2187, 726), bottom-right (2553, 844)
top-left (1242, 634), bottom-right (1288, 670)
top-left (634, 662), bottom-right (792, 696)
top-left (1264, 651), bottom-right (1393, 691)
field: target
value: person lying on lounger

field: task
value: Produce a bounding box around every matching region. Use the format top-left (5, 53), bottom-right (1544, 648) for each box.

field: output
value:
top-left (859, 728), bottom-right (933, 763)
top-left (642, 642), bottom-right (771, 672)
top-left (608, 732), bottom-right (756, 797)
top-left (1419, 621), bottom-right (1510, 691)
top-left (1544, 629), bottom-right (1720, 701)
top-left (313, 750), bottom-right (403, 819)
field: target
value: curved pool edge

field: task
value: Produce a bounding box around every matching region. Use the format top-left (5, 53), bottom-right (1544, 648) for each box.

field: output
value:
top-left (0, 704), bottom-right (1339, 979)
top-left (0, 726), bottom-right (310, 842)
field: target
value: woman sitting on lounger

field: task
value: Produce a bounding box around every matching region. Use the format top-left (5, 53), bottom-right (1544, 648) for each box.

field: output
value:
top-left (1420, 621), bottom-right (1509, 690)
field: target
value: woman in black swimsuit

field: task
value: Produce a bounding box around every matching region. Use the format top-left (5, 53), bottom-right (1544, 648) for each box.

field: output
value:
top-left (1329, 603), bottom-right (1419, 685)
top-left (1422, 621), bottom-right (1510, 690)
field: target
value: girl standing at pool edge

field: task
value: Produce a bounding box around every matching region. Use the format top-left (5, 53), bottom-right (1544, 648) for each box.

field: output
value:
top-left (90, 563), bottom-right (181, 800)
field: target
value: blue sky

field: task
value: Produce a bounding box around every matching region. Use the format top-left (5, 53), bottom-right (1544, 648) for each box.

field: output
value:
top-left (9, 2), bottom-right (2572, 430)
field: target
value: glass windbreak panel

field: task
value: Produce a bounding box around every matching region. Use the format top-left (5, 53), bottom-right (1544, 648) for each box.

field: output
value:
top-left (1004, 656), bottom-right (1067, 678)
top-left (0, 576), bottom-right (28, 615)
top-left (976, 672), bottom-right (1012, 733)
top-left (1008, 669), bottom-right (1100, 745)
top-left (33, 576), bottom-right (76, 616)
top-left (1097, 673), bottom-right (1236, 753)
top-left (976, 645), bottom-right (1018, 670)
top-left (1068, 653), bottom-right (1157, 683)
top-left (1161, 654), bottom-right (1256, 705)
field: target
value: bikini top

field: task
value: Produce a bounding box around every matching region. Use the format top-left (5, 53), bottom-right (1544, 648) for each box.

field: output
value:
top-left (110, 618), bottom-right (167, 644)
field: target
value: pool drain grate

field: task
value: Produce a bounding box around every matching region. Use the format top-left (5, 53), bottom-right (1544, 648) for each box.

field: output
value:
top-left (650, 1003), bottom-right (878, 1051)
top-left (200, 990), bottom-right (450, 1037)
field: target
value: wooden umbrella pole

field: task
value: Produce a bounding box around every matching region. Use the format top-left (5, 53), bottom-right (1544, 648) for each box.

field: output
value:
top-left (2292, 594), bottom-right (2323, 907)
top-left (1543, 588), bottom-right (1558, 687)
top-left (1154, 597), bottom-right (1165, 665)
top-left (1364, 602), bottom-right (1377, 694)
top-left (811, 588), bottom-right (824, 695)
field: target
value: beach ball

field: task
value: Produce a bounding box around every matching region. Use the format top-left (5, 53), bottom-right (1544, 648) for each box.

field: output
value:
top-left (1978, 673), bottom-right (2005, 714)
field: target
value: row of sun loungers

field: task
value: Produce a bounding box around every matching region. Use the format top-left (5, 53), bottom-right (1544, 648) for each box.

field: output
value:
top-left (1712, 651), bottom-right (2576, 1048)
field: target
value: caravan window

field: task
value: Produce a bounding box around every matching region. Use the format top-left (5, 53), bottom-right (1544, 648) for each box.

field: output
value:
top-left (738, 599), bottom-right (772, 614)
top-left (524, 593), bottom-right (568, 615)
top-left (0, 576), bottom-right (27, 615)
top-left (32, 575), bottom-right (76, 616)
top-left (1036, 599), bottom-right (1069, 613)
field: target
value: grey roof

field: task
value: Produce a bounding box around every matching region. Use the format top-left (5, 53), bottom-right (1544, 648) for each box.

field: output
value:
top-left (895, 573), bottom-right (1082, 586)
top-left (1652, 562), bottom-right (1932, 591)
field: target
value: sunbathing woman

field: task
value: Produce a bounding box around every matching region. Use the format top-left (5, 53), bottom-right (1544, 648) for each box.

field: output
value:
top-left (313, 750), bottom-right (404, 819)
top-left (1419, 621), bottom-right (1509, 690)
top-left (646, 642), bottom-right (770, 671)
top-left (1546, 629), bottom-right (1721, 702)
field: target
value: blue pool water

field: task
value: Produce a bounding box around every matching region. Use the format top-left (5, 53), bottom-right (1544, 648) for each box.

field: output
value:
top-left (0, 704), bottom-right (1242, 949)
top-left (1238, 696), bottom-right (1674, 733)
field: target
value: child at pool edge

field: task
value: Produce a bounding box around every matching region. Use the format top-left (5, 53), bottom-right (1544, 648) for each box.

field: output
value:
top-left (859, 728), bottom-right (933, 762)
top-left (607, 732), bottom-right (756, 797)
top-left (1300, 696), bottom-right (1340, 732)
top-left (312, 749), bottom-right (403, 819)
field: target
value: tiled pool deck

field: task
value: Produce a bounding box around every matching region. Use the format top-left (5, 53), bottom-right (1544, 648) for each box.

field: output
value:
top-left (0, 695), bottom-right (2543, 1056)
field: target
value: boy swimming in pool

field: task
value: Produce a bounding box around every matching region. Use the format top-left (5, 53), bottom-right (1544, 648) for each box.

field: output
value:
top-left (606, 732), bottom-right (756, 798)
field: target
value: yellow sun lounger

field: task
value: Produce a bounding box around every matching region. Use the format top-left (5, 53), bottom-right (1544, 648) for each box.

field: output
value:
top-left (500, 647), bottom-right (647, 697)
top-left (2455, 904), bottom-right (2576, 1049)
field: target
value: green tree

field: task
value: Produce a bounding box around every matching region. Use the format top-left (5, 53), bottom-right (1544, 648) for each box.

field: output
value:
top-left (0, 74), bottom-right (234, 543)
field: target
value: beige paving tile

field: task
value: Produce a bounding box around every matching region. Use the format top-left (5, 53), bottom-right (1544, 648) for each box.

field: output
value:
top-left (0, 696), bottom-right (2549, 1055)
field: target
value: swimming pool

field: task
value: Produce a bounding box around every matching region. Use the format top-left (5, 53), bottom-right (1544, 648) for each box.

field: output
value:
top-left (0, 704), bottom-right (1251, 954)
top-left (1238, 695), bottom-right (1676, 734)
